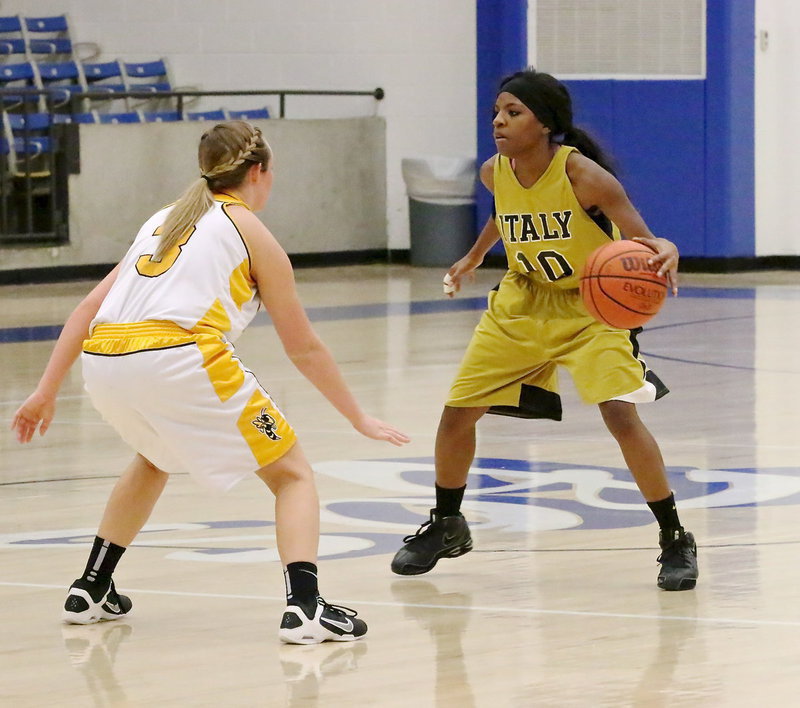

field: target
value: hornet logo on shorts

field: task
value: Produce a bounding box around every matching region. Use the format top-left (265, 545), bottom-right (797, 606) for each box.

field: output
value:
top-left (252, 408), bottom-right (281, 440)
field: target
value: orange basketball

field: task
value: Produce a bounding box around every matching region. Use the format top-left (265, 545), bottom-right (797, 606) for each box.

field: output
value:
top-left (579, 240), bottom-right (668, 329)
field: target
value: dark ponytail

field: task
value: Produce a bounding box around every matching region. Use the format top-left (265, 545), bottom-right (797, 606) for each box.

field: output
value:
top-left (498, 67), bottom-right (617, 176)
top-left (561, 125), bottom-right (616, 177)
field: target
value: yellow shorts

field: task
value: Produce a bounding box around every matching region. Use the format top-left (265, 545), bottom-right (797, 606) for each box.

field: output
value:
top-left (81, 321), bottom-right (297, 491)
top-left (446, 271), bottom-right (668, 420)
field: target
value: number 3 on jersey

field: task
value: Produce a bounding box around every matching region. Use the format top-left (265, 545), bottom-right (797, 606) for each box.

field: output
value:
top-left (515, 249), bottom-right (574, 281)
top-left (136, 226), bottom-right (196, 277)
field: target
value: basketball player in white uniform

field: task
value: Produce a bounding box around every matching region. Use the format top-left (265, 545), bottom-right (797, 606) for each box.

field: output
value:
top-left (12, 121), bottom-right (410, 644)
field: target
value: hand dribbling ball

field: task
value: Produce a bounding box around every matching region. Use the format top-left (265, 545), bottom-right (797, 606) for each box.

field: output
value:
top-left (579, 240), bottom-right (668, 329)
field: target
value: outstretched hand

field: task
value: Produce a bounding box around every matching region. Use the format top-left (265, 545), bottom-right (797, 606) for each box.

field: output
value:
top-left (352, 415), bottom-right (411, 447)
top-left (11, 390), bottom-right (56, 443)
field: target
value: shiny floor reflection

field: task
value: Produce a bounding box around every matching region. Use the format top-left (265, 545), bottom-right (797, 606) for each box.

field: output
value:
top-left (2, 265), bottom-right (800, 707)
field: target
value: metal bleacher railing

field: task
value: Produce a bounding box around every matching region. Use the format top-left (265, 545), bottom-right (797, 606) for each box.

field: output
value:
top-left (0, 86), bottom-right (384, 246)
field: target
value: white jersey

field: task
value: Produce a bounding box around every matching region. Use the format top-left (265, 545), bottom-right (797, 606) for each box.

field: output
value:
top-left (92, 194), bottom-right (260, 343)
top-left (82, 193), bottom-right (296, 490)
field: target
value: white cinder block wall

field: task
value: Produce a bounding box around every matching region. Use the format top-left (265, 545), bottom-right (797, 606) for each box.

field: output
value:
top-left (754, 0), bottom-right (800, 256)
top-left (2, 0), bottom-right (477, 252)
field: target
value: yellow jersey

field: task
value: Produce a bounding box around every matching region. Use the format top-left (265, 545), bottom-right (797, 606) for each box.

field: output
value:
top-left (493, 145), bottom-right (620, 289)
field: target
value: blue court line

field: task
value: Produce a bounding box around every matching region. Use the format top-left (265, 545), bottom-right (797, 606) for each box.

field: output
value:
top-left (299, 295), bottom-right (488, 322)
top-left (0, 285), bottom-right (794, 346)
top-left (0, 324), bottom-right (63, 345)
top-left (0, 297), bottom-right (489, 344)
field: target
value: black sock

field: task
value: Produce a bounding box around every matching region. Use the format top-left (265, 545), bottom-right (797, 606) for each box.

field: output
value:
top-left (284, 561), bottom-right (319, 618)
top-left (647, 493), bottom-right (682, 532)
top-left (435, 483), bottom-right (466, 517)
top-left (81, 536), bottom-right (126, 600)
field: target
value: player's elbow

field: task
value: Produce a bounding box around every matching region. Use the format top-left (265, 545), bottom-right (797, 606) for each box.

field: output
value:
top-left (284, 333), bottom-right (326, 367)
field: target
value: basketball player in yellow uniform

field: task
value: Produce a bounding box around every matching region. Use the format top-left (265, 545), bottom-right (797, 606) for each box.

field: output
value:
top-left (392, 68), bottom-right (698, 590)
top-left (12, 121), bottom-right (410, 643)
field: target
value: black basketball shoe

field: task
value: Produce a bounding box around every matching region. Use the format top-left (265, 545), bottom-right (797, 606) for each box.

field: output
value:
top-left (391, 509), bottom-right (472, 576)
top-left (62, 578), bottom-right (132, 624)
top-left (279, 597), bottom-right (367, 645)
top-left (657, 528), bottom-right (698, 591)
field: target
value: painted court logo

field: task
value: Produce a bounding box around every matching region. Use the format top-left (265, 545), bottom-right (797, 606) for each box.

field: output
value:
top-left (251, 408), bottom-right (281, 440)
top-left (5, 457), bottom-right (800, 562)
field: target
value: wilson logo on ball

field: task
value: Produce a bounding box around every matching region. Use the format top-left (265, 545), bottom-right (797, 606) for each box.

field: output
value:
top-left (620, 256), bottom-right (661, 274)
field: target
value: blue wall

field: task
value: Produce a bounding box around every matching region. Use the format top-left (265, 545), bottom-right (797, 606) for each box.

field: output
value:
top-left (563, 80), bottom-right (706, 256)
top-left (476, 0), bottom-right (755, 259)
top-left (475, 0), bottom-right (527, 232)
top-left (705, 0), bottom-right (755, 257)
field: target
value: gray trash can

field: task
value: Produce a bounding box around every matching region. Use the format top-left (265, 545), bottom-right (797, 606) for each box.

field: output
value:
top-left (401, 156), bottom-right (477, 267)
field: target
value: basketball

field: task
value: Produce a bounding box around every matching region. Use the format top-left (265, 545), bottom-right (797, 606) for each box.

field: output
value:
top-left (579, 240), bottom-right (668, 329)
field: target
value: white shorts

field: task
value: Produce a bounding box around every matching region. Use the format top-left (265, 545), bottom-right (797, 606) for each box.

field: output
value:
top-left (81, 323), bottom-right (296, 492)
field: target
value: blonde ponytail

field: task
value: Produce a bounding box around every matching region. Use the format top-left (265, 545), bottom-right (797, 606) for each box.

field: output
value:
top-left (153, 120), bottom-right (271, 261)
top-left (154, 177), bottom-right (214, 261)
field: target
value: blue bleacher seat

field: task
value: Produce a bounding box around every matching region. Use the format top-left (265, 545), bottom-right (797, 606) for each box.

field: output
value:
top-left (50, 111), bottom-right (97, 124)
top-left (3, 134), bottom-right (51, 157)
top-left (80, 59), bottom-right (127, 111)
top-left (71, 111), bottom-right (97, 124)
top-left (28, 37), bottom-right (73, 56)
top-left (37, 60), bottom-right (83, 107)
top-left (143, 110), bottom-right (181, 122)
top-left (24, 15), bottom-right (69, 34)
top-left (0, 37), bottom-right (26, 56)
top-left (98, 111), bottom-right (142, 124)
top-left (123, 59), bottom-right (174, 112)
top-left (187, 109), bottom-right (226, 121)
top-left (1, 60), bottom-right (38, 83)
top-left (123, 59), bottom-right (171, 93)
top-left (227, 107), bottom-right (270, 120)
top-left (0, 16), bottom-right (22, 32)
top-left (81, 60), bottom-right (125, 91)
top-left (0, 16), bottom-right (26, 58)
top-left (24, 15), bottom-right (72, 59)
top-left (18, 136), bottom-right (51, 155)
top-left (0, 61), bottom-right (43, 110)
top-left (1, 110), bottom-right (53, 175)
top-left (5, 112), bottom-right (50, 131)
top-left (1, 61), bottom-right (37, 80)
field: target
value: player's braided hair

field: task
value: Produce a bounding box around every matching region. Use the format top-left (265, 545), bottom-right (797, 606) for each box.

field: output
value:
top-left (201, 130), bottom-right (263, 181)
top-left (154, 121), bottom-right (271, 260)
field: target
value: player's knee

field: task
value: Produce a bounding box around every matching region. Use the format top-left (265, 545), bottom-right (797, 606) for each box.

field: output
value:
top-left (438, 405), bottom-right (485, 435)
top-left (599, 400), bottom-right (641, 439)
top-left (256, 455), bottom-right (313, 493)
top-left (136, 454), bottom-right (167, 478)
